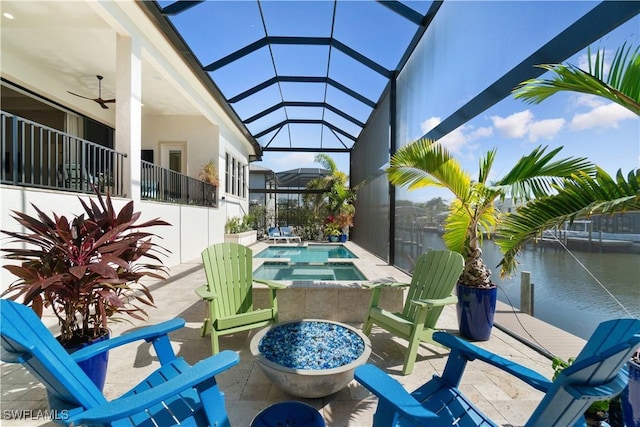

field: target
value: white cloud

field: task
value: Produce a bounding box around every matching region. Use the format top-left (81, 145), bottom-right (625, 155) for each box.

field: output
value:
top-left (490, 110), bottom-right (568, 142)
top-left (491, 110), bottom-right (533, 138)
top-left (468, 126), bottom-right (493, 140)
top-left (420, 117), bottom-right (441, 135)
top-left (272, 152), bottom-right (317, 167)
top-left (573, 93), bottom-right (606, 109)
top-left (528, 118), bottom-right (566, 142)
top-left (570, 102), bottom-right (636, 131)
top-left (439, 128), bottom-right (467, 153)
top-left (418, 117), bottom-right (494, 154)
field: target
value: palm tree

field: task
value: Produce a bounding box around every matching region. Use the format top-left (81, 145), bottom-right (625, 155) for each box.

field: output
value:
top-left (496, 44), bottom-right (640, 276)
top-left (306, 153), bottom-right (348, 192)
top-left (513, 43), bottom-right (639, 115)
top-left (304, 154), bottom-right (346, 216)
top-left (387, 139), bottom-right (595, 288)
top-left (496, 168), bottom-right (640, 275)
top-left (305, 154), bottom-right (361, 236)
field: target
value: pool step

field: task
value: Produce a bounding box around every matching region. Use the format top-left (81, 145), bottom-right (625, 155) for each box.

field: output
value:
top-left (289, 268), bottom-right (336, 281)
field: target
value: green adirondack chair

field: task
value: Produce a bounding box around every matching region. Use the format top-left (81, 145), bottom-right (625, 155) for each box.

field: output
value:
top-left (196, 243), bottom-right (286, 354)
top-left (362, 250), bottom-right (464, 375)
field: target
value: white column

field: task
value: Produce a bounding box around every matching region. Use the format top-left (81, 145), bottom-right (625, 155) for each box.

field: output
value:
top-left (115, 34), bottom-right (142, 201)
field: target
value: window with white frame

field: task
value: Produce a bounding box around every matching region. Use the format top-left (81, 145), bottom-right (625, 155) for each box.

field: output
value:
top-left (225, 153), bottom-right (246, 198)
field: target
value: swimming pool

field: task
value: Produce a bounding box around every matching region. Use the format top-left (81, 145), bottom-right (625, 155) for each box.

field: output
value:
top-left (255, 245), bottom-right (357, 262)
top-left (253, 262), bottom-right (366, 281)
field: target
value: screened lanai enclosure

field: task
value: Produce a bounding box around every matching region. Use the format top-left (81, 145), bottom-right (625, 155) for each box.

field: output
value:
top-left (249, 166), bottom-right (331, 237)
top-left (146, 1), bottom-right (639, 271)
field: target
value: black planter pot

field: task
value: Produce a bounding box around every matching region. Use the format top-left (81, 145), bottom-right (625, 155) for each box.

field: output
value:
top-left (608, 397), bottom-right (623, 427)
top-left (63, 331), bottom-right (110, 391)
top-left (456, 283), bottom-right (497, 341)
top-left (585, 408), bottom-right (609, 427)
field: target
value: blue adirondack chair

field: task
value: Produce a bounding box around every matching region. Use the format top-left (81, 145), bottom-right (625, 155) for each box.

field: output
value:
top-left (355, 318), bottom-right (640, 427)
top-left (1, 299), bottom-right (239, 426)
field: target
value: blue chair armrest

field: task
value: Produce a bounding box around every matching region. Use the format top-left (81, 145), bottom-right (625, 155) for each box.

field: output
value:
top-left (253, 279), bottom-right (286, 289)
top-left (434, 332), bottom-right (552, 392)
top-left (355, 364), bottom-right (439, 423)
top-left (70, 318), bottom-right (185, 364)
top-left (66, 350), bottom-right (240, 425)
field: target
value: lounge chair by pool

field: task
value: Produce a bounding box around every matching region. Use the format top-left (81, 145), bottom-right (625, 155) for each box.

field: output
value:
top-left (279, 226), bottom-right (302, 243)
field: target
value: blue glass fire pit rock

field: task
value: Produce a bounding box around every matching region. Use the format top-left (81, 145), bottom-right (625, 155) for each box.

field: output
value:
top-left (258, 321), bottom-right (365, 370)
top-left (250, 319), bottom-right (372, 398)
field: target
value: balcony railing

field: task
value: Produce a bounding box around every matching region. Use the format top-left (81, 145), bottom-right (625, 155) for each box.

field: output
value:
top-left (1, 111), bottom-right (218, 208)
top-left (1, 111), bottom-right (126, 196)
top-left (141, 160), bottom-right (217, 207)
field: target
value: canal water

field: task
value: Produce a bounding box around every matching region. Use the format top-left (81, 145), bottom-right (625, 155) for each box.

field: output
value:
top-left (420, 232), bottom-right (640, 340)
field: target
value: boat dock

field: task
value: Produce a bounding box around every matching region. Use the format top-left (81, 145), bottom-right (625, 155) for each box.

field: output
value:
top-left (533, 235), bottom-right (636, 253)
top-left (493, 301), bottom-right (586, 361)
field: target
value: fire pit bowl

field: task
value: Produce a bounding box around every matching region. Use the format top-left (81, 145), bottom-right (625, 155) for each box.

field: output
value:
top-left (250, 319), bottom-right (371, 398)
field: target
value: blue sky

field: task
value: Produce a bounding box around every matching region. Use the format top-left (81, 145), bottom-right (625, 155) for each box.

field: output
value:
top-left (163, 1), bottom-right (638, 195)
top-left (253, 13), bottom-right (639, 203)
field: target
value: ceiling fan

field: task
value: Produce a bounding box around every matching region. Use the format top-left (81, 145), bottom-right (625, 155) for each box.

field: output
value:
top-left (67, 75), bottom-right (115, 109)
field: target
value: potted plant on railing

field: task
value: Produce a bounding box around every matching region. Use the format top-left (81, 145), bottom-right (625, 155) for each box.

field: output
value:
top-left (199, 160), bottom-right (220, 187)
top-left (199, 160), bottom-right (219, 206)
top-left (1, 190), bottom-right (170, 391)
top-left (386, 138), bottom-right (594, 341)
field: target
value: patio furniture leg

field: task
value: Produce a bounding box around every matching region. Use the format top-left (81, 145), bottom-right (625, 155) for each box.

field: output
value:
top-left (211, 328), bottom-right (220, 354)
top-left (200, 317), bottom-right (211, 337)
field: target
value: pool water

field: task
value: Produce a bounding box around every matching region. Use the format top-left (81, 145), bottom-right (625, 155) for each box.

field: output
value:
top-left (255, 245), bottom-right (357, 262)
top-left (253, 262), bottom-right (366, 281)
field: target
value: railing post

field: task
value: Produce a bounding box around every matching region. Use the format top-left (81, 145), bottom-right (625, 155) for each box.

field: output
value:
top-left (520, 271), bottom-right (534, 316)
top-left (12, 116), bottom-right (18, 184)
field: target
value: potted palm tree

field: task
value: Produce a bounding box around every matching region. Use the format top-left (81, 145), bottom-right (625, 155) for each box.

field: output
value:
top-left (1, 190), bottom-right (170, 390)
top-left (387, 140), bottom-right (594, 340)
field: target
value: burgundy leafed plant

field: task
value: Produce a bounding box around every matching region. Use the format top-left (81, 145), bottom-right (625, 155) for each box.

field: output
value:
top-left (1, 191), bottom-right (170, 346)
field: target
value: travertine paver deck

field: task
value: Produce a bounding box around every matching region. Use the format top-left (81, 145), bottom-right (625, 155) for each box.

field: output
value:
top-left (1, 240), bottom-right (576, 426)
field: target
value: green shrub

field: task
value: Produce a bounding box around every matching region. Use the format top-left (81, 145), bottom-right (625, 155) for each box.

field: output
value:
top-left (225, 215), bottom-right (253, 234)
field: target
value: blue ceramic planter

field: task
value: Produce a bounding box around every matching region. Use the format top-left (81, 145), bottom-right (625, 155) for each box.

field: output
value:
top-left (456, 284), bottom-right (497, 341)
top-left (622, 359), bottom-right (640, 427)
top-left (65, 332), bottom-right (110, 391)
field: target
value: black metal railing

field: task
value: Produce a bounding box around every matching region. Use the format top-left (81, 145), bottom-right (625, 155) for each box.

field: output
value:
top-left (1, 111), bottom-right (218, 208)
top-left (141, 160), bottom-right (218, 207)
top-left (1, 111), bottom-right (126, 196)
